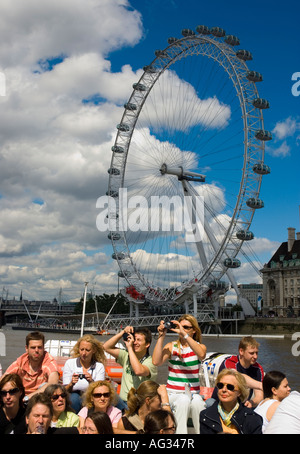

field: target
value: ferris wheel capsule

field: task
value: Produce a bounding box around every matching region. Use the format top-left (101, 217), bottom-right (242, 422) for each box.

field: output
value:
top-left (224, 258), bottom-right (241, 268)
top-left (112, 252), bottom-right (125, 260)
top-left (236, 49), bottom-right (253, 61)
top-left (252, 98), bottom-right (270, 109)
top-left (108, 232), bottom-right (121, 240)
top-left (246, 71), bottom-right (263, 82)
top-left (246, 198), bottom-right (264, 209)
top-left (253, 163), bottom-right (271, 175)
top-left (224, 35), bottom-right (240, 46)
top-left (236, 230), bottom-right (254, 241)
top-left (181, 29), bottom-right (195, 37)
top-left (211, 27), bottom-right (226, 37)
top-left (255, 130), bottom-right (272, 141)
top-left (111, 145), bottom-right (124, 154)
top-left (195, 25), bottom-right (211, 35)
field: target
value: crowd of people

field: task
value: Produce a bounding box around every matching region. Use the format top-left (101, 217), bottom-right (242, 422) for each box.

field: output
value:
top-left (0, 314), bottom-right (297, 434)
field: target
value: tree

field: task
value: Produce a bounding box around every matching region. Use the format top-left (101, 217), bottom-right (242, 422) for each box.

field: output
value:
top-left (74, 293), bottom-right (129, 315)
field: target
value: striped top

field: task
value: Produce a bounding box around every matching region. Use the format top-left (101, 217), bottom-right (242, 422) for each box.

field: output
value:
top-left (166, 342), bottom-right (201, 393)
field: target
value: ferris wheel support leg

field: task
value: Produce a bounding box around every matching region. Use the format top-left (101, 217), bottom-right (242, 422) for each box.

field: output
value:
top-left (226, 269), bottom-right (255, 317)
top-left (193, 293), bottom-right (197, 317)
top-left (135, 303), bottom-right (139, 319)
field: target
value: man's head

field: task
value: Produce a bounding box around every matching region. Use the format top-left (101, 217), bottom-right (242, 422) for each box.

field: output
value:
top-left (25, 331), bottom-right (45, 364)
top-left (133, 327), bottom-right (152, 356)
top-left (25, 393), bottom-right (53, 434)
top-left (238, 336), bottom-right (260, 368)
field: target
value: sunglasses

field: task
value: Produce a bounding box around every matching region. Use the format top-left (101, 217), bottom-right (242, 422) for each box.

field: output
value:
top-left (0, 387), bottom-right (20, 397)
top-left (51, 393), bottom-right (67, 401)
top-left (163, 425), bottom-right (176, 432)
top-left (92, 392), bottom-right (110, 399)
top-left (216, 382), bottom-right (236, 392)
top-left (182, 325), bottom-right (193, 330)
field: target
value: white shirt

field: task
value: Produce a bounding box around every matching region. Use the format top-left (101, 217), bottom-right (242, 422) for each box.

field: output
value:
top-left (62, 357), bottom-right (105, 392)
top-left (264, 391), bottom-right (300, 434)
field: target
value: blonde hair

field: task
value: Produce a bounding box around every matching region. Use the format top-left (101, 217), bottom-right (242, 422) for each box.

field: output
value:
top-left (216, 368), bottom-right (249, 403)
top-left (71, 334), bottom-right (106, 365)
top-left (174, 314), bottom-right (202, 358)
top-left (82, 380), bottom-right (117, 408)
top-left (126, 380), bottom-right (160, 416)
top-left (239, 336), bottom-right (260, 351)
top-left (178, 314), bottom-right (202, 343)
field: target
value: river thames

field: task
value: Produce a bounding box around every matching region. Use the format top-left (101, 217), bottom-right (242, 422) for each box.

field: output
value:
top-left (0, 326), bottom-right (300, 392)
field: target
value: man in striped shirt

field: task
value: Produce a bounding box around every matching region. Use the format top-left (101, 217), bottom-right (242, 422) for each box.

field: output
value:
top-left (152, 315), bottom-right (207, 434)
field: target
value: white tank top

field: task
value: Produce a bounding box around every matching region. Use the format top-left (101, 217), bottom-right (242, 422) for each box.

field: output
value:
top-left (254, 399), bottom-right (277, 433)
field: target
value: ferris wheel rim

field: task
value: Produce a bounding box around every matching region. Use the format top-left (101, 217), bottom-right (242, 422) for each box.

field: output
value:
top-left (107, 28), bottom-right (269, 304)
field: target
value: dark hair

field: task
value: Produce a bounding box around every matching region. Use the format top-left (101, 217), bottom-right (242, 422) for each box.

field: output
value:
top-left (135, 327), bottom-right (152, 344)
top-left (26, 331), bottom-right (45, 347)
top-left (25, 393), bottom-right (53, 418)
top-left (143, 409), bottom-right (177, 434)
top-left (86, 411), bottom-right (114, 434)
top-left (0, 373), bottom-right (25, 406)
top-left (44, 384), bottom-right (75, 413)
top-left (262, 371), bottom-right (287, 398)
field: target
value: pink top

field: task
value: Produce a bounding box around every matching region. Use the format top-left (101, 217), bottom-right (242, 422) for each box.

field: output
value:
top-left (78, 405), bottom-right (122, 426)
top-left (5, 351), bottom-right (59, 396)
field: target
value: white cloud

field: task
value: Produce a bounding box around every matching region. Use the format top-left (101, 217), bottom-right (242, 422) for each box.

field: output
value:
top-left (272, 117), bottom-right (297, 140)
top-left (0, 0), bottom-right (143, 301)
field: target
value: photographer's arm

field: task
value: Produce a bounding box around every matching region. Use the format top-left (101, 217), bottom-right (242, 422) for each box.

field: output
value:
top-left (103, 326), bottom-right (134, 359)
top-left (182, 334), bottom-right (207, 360)
top-left (152, 322), bottom-right (172, 366)
top-left (127, 341), bottom-right (151, 377)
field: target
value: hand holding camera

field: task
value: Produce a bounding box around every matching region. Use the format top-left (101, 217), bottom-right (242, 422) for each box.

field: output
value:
top-left (122, 326), bottom-right (135, 343)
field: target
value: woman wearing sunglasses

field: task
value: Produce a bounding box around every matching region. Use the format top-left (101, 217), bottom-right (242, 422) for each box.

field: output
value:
top-left (200, 369), bottom-right (263, 434)
top-left (152, 314), bottom-right (207, 434)
top-left (0, 373), bottom-right (26, 434)
top-left (78, 380), bottom-right (122, 431)
top-left (44, 384), bottom-right (79, 428)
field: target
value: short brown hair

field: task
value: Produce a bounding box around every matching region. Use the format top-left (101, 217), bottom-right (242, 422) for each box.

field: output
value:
top-left (26, 331), bottom-right (45, 347)
top-left (238, 336), bottom-right (260, 351)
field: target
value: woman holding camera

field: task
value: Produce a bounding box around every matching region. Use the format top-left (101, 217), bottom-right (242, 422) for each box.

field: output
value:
top-left (152, 314), bottom-right (207, 434)
top-left (63, 334), bottom-right (106, 413)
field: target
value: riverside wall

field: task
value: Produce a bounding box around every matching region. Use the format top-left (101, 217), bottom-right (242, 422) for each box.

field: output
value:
top-left (238, 317), bottom-right (300, 337)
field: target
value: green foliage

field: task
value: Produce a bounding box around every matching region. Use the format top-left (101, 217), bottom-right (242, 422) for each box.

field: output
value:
top-left (74, 293), bottom-right (129, 315)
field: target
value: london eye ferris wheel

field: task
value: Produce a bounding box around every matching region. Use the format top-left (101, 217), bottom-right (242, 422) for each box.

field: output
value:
top-left (107, 26), bottom-right (271, 312)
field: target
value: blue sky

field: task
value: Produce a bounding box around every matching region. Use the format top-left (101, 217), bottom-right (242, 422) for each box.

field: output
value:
top-left (0, 0), bottom-right (299, 303)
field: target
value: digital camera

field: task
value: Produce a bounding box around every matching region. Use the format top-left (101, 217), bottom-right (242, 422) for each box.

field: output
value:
top-left (123, 331), bottom-right (134, 342)
top-left (164, 321), bottom-right (176, 330)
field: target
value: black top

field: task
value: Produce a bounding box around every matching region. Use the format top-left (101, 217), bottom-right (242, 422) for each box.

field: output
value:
top-left (0, 406), bottom-right (27, 434)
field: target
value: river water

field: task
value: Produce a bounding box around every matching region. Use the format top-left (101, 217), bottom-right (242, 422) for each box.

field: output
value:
top-left (1, 326), bottom-right (300, 391)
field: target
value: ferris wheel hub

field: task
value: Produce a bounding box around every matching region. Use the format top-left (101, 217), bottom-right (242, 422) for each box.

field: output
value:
top-left (160, 163), bottom-right (206, 182)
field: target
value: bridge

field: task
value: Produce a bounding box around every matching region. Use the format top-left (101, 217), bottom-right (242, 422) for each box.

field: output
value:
top-left (0, 300), bottom-right (77, 322)
top-left (100, 306), bottom-right (244, 335)
top-left (1, 300), bottom-right (244, 334)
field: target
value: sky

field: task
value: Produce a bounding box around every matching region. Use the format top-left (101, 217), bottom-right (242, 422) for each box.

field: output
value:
top-left (0, 0), bottom-right (299, 304)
